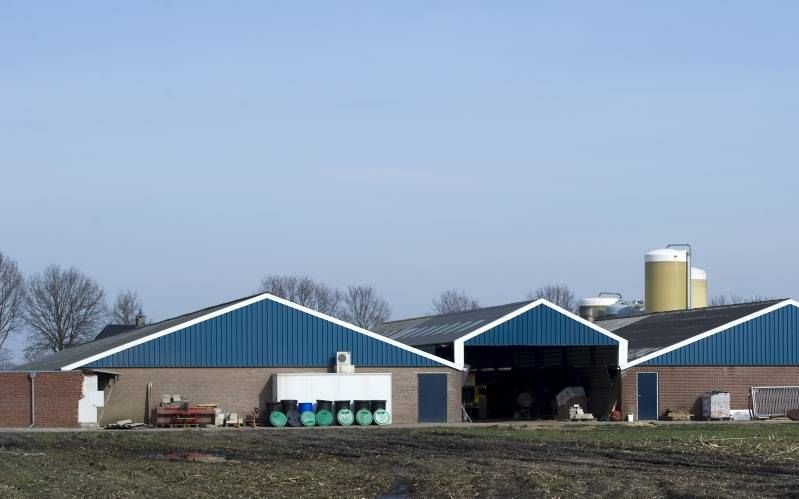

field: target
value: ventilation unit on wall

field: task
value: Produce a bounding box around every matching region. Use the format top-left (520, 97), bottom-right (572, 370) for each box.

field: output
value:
top-left (336, 351), bottom-right (355, 373)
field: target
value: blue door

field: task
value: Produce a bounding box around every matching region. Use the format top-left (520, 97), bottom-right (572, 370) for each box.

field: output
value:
top-left (418, 373), bottom-right (448, 422)
top-left (637, 372), bottom-right (658, 420)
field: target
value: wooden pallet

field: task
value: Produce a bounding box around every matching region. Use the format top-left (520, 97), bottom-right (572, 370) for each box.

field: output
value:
top-left (157, 423), bottom-right (202, 428)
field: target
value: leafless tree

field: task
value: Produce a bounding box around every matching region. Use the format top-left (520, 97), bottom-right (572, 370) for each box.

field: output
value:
top-left (527, 284), bottom-right (576, 311)
top-left (111, 289), bottom-right (143, 325)
top-left (710, 294), bottom-right (775, 306)
top-left (339, 285), bottom-right (391, 330)
top-left (0, 252), bottom-right (25, 357)
top-left (259, 274), bottom-right (341, 315)
top-left (432, 289), bottom-right (480, 314)
top-left (23, 265), bottom-right (106, 360)
top-left (0, 347), bottom-right (14, 371)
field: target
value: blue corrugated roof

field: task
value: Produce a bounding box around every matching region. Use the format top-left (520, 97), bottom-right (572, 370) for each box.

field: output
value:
top-left (464, 303), bottom-right (619, 347)
top-left (635, 301), bottom-right (799, 366)
top-left (19, 294), bottom-right (457, 370)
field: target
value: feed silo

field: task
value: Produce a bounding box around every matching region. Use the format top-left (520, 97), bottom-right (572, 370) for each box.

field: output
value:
top-left (645, 248), bottom-right (688, 313)
top-left (691, 267), bottom-right (708, 308)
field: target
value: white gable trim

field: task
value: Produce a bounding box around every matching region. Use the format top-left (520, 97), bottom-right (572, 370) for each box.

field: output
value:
top-left (623, 299), bottom-right (799, 369)
top-left (453, 299), bottom-right (628, 368)
top-left (61, 293), bottom-right (461, 371)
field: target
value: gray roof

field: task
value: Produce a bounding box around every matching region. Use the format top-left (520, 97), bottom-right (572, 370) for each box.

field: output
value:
top-left (373, 301), bottom-right (533, 346)
top-left (94, 324), bottom-right (137, 341)
top-left (16, 294), bottom-right (259, 371)
top-left (597, 299), bottom-right (786, 361)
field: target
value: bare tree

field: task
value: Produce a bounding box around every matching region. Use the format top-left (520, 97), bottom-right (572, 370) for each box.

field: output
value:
top-left (710, 294), bottom-right (775, 306)
top-left (0, 347), bottom-right (14, 371)
top-left (24, 265), bottom-right (106, 360)
top-left (259, 274), bottom-right (341, 315)
top-left (339, 285), bottom-right (391, 330)
top-left (527, 284), bottom-right (576, 311)
top-left (112, 289), bottom-right (143, 325)
top-left (0, 252), bottom-right (25, 356)
top-left (432, 289), bottom-right (480, 314)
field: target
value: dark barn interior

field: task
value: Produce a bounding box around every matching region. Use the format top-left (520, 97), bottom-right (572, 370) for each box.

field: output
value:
top-left (461, 345), bottom-right (620, 421)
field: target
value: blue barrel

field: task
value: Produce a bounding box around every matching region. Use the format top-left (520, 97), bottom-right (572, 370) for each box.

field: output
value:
top-left (298, 402), bottom-right (314, 414)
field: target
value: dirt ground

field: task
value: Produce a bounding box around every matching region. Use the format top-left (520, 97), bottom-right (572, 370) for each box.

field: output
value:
top-left (1, 423), bottom-right (798, 498)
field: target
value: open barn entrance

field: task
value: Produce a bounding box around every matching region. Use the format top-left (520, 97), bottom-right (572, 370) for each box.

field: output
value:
top-left (461, 345), bottom-right (620, 421)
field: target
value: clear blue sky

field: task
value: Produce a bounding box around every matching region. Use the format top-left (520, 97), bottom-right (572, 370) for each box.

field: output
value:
top-left (1, 2), bottom-right (797, 361)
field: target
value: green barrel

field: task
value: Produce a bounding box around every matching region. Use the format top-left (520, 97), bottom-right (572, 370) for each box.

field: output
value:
top-left (269, 411), bottom-right (287, 428)
top-left (373, 409), bottom-right (391, 426)
top-left (355, 408), bottom-right (373, 426)
top-left (336, 408), bottom-right (354, 426)
top-left (315, 409), bottom-right (334, 427)
top-left (300, 411), bottom-right (316, 427)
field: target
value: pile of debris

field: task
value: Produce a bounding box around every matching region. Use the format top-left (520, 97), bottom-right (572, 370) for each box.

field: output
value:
top-left (105, 419), bottom-right (146, 430)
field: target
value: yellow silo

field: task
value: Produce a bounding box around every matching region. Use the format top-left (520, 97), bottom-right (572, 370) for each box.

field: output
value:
top-left (645, 249), bottom-right (688, 313)
top-left (691, 267), bottom-right (708, 308)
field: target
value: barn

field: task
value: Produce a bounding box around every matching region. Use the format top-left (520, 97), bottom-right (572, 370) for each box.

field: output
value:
top-left (377, 298), bottom-right (799, 422)
top-left (600, 299), bottom-right (799, 420)
top-left (13, 293), bottom-right (799, 427)
top-left (374, 299), bottom-right (627, 421)
top-left (16, 293), bottom-right (463, 427)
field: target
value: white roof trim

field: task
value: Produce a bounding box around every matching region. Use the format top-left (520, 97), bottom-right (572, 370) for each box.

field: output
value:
top-left (453, 299), bottom-right (628, 368)
top-left (623, 299), bottom-right (799, 369)
top-left (61, 293), bottom-right (462, 371)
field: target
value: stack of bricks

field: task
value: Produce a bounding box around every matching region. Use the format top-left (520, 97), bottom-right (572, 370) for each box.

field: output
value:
top-left (0, 372), bottom-right (83, 427)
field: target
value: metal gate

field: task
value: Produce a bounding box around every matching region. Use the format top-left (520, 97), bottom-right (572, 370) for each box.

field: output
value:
top-left (751, 386), bottom-right (799, 418)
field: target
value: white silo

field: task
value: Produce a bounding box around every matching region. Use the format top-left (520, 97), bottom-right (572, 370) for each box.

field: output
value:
top-left (577, 296), bottom-right (619, 322)
top-left (691, 267), bottom-right (708, 308)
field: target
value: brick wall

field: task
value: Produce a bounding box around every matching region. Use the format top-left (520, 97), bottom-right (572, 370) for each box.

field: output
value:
top-left (621, 366), bottom-right (799, 420)
top-left (100, 367), bottom-right (463, 426)
top-left (0, 372), bottom-right (83, 427)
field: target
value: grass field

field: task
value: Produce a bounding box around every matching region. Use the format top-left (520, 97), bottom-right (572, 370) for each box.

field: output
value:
top-left (1, 423), bottom-right (798, 498)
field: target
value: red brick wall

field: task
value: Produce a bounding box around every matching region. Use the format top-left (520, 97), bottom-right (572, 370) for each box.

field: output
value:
top-left (0, 372), bottom-right (83, 427)
top-left (621, 366), bottom-right (799, 420)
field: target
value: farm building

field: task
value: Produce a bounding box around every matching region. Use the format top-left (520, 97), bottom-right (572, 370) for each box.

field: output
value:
top-left (374, 299), bottom-right (628, 421)
top-left (10, 290), bottom-right (799, 427)
top-left (598, 299), bottom-right (799, 420)
top-left (13, 293), bottom-right (462, 427)
top-left (377, 298), bottom-right (799, 422)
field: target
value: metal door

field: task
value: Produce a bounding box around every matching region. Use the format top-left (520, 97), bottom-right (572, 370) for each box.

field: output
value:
top-left (418, 373), bottom-right (447, 422)
top-left (637, 372), bottom-right (659, 420)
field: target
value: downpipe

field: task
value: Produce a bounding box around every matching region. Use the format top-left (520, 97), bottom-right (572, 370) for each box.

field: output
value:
top-left (28, 371), bottom-right (36, 429)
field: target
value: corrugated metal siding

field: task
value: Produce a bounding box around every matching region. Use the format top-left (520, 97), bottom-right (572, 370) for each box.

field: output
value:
top-left (87, 299), bottom-right (442, 368)
top-left (641, 305), bottom-right (799, 365)
top-left (464, 304), bottom-right (618, 347)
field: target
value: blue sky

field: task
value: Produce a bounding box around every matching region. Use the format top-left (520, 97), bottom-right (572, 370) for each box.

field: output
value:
top-left (1, 2), bottom-right (797, 361)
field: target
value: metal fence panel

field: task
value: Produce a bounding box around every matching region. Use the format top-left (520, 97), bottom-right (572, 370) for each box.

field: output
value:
top-left (751, 386), bottom-right (799, 418)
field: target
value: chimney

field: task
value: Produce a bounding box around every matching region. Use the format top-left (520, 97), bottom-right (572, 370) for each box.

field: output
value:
top-left (135, 314), bottom-right (146, 328)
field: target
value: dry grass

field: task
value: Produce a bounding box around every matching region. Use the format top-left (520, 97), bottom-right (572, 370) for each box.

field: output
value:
top-left (1, 423), bottom-right (798, 497)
